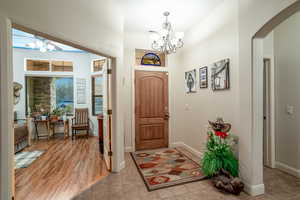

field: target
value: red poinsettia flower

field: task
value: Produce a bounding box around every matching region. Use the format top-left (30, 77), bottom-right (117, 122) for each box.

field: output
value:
top-left (215, 131), bottom-right (228, 139)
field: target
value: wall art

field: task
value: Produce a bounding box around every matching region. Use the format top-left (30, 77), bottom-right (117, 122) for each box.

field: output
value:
top-left (185, 69), bottom-right (197, 93)
top-left (211, 59), bottom-right (230, 91)
top-left (199, 66), bottom-right (208, 88)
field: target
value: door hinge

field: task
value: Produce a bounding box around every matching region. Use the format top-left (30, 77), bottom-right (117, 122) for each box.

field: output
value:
top-left (107, 109), bottom-right (112, 115)
top-left (108, 151), bottom-right (113, 156)
top-left (107, 69), bottom-right (112, 74)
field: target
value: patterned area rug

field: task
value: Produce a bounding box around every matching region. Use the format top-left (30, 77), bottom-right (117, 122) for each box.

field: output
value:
top-left (15, 150), bottom-right (44, 169)
top-left (131, 148), bottom-right (206, 191)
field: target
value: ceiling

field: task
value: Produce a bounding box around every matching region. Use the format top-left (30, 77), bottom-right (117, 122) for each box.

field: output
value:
top-left (118, 0), bottom-right (224, 33)
top-left (12, 29), bottom-right (85, 52)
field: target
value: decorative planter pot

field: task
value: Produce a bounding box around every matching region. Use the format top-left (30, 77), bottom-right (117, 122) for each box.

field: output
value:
top-left (41, 116), bottom-right (47, 120)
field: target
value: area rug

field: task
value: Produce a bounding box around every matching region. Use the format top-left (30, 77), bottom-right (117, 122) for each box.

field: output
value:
top-left (131, 148), bottom-right (206, 191)
top-left (15, 150), bottom-right (44, 169)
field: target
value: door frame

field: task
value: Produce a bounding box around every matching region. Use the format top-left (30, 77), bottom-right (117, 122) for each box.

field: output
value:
top-left (131, 68), bottom-right (170, 152)
top-left (0, 19), bottom-right (118, 199)
top-left (263, 58), bottom-right (276, 168)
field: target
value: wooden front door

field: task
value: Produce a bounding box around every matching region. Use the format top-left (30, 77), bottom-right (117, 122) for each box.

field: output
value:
top-left (135, 71), bottom-right (169, 150)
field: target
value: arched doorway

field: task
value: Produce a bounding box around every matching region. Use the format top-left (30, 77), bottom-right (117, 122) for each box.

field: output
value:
top-left (252, 0), bottom-right (300, 195)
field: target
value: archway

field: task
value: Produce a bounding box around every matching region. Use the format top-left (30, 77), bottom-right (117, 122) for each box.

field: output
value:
top-left (252, 0), bottom-right (300, 196)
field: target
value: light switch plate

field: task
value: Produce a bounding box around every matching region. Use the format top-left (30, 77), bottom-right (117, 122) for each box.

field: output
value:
top-left (286, 105), bottom-right (294, 115)
top-left (185, 104), bottom-right (190, 111)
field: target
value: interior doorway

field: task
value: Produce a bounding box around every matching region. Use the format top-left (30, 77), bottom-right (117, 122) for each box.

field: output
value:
top-left (135, 70), bottom-right (169, 150)
top-left (263, 58), bottom-right (273, 168)
top-left (10, 24), bottom-right (114, 200)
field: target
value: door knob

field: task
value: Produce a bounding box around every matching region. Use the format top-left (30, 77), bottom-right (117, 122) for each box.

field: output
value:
top-left (164, 113), bottom-right (170, 120)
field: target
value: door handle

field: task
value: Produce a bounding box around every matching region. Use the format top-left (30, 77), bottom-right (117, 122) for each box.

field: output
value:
top-left (164, 113), bottom-right (170, 120)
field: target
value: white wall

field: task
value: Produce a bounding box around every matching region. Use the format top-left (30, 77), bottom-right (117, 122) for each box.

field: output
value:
top-left (13, 48), bottom-right (103, 136)
top-left (273, 11), bottom-right (300, 172)
top-left (174, 0), bottom-right (239, 155)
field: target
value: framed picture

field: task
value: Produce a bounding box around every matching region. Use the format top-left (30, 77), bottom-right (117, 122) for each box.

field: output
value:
top-left (199, 67), bottom-right (208, 88)
top-left (185, 69), bottom-right (197, 93)
top-left (211, 59), bottom-right (230, 91)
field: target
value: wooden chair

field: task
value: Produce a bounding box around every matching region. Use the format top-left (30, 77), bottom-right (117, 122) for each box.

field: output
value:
top-left (71, 108), bottom-right (90, 139)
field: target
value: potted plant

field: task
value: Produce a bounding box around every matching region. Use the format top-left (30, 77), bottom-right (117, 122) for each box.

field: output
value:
top-left (51, 107), bottom-right (63, 120)
top-left (201, 118), bottom-right (244, 195)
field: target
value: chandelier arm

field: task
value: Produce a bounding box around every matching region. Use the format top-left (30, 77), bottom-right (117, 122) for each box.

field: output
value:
top-left (178, 39), bottom-right (184, 48)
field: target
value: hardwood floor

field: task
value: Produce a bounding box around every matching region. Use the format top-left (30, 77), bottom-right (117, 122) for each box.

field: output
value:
top-left (15, 136), bottom-right (108, 200)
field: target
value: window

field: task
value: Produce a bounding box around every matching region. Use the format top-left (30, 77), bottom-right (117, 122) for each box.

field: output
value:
top-left (141, 53), bottom-right (161, 66)
top-left (55, 77), bottom-right (74, 114)
top-left (26, 59), bottom-right (50, 71)
top-left (92, 76), bottom-right (103, 115)
top-left (26, 76), bottom-right (74, 116)
top-left (93, 59), bottom-right (105, 72)
top-left (135, 49), bottom-right (166, 67)
top-left (26, 59), bottom-right (73, 72)
top-left (52, 61), bottom-right (73, 72)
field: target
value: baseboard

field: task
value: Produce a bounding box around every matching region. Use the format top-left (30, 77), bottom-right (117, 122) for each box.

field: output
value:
top-left (275, 161), bottom-right (300, 178)
top-left (244, 183), bottom-right (265, 196)
top-left (171, 142), bottom-right (203, 158)
top-left (125, 146), bottom-right (134, 152)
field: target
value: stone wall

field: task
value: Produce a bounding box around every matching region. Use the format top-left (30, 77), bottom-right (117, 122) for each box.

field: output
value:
top-left (29, 77), bottom-right (52, 113)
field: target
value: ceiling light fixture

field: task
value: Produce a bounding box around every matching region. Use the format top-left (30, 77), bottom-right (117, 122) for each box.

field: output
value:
top-left (26, 37), bottom-right (58, 53)
top-left (150, 11), bottom-right (184, 54)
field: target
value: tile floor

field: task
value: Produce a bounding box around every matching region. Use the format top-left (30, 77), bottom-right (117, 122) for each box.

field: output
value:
top-left (72, 148), bottom-right (300, 200)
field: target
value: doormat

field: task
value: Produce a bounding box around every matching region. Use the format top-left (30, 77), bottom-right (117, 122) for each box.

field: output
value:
top-left (131, 148), bottom-right (206, 191)
top-left (15, 150), bottom-right (44, 169)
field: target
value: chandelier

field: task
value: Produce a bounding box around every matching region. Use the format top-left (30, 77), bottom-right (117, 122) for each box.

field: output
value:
top-left (150, 11), bottom-right (184, 54)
